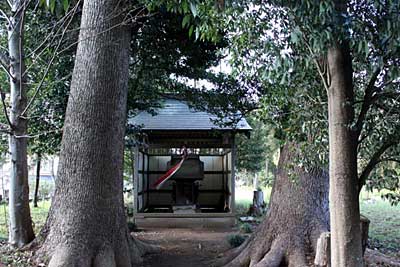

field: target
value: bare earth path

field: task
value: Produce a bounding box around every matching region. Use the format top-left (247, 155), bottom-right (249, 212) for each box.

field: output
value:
top-left (134, 228), bottom-right (233, 267)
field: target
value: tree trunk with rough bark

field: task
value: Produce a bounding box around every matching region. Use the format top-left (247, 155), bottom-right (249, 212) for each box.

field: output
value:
top-left (7, 0), bottom-right (35, 247)
top-left (218, 144), bottom-right (330, 267)
top-left (36, 1), bottom-right (156, 266)
top-left (327, 43), bottom-right (363, 267)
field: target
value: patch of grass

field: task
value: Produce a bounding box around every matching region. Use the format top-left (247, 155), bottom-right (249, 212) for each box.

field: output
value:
top-left (360, 198), bottom-right (400, 257)
top-left (0, 200), bottom-right (51, 239)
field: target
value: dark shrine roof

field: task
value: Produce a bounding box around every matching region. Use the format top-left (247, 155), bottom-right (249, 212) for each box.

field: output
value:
top-left (128, 98), bottom-right (252, 132)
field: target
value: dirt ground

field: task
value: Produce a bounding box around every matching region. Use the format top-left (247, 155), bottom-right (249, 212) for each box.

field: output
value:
top-left (134, 228), bottom-right (233, 267)
top-left (134, 228), bottom-right (400, 267)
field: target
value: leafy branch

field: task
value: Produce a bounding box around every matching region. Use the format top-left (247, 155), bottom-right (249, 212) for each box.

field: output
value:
top-left (358, 134), bottom-right (399, 193)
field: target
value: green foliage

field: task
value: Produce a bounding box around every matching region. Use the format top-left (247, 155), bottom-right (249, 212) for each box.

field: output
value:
top-left (0, 1), bottom-right (79, 157)
top-left (236, 114), bottom-right (279, 179)
top-left (127, 7), bottom-right (229, 114)
top-left (367, 167), bottom-right (400, 205)
top-left (143, 0), bottom-right (223, 42)
top-left (227, 233), bottom-right (246, 248)
top-left (25, 4), bottom-right (78, 156)
top-left (215, 0), bottom-right (400, 201)
top-left (39, 0), bottom-right (74, 14)
top-left (240, 222), bottom-right (252, 233)
top-left (123, 148), bottom-right (134, 182)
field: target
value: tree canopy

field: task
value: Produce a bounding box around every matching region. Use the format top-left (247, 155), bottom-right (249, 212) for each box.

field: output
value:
top-left (203, 0), bottom-right (400, 203)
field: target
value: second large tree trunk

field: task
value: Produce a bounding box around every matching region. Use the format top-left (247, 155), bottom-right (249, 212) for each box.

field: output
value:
top-left (327, 43), bottom-right (363, 266)
top-left (36, 1), bottom-right (153, 266)
top-left (218, 144), bottom-right (330, 267)
top-left (327, 2), bottom-right (363, 265)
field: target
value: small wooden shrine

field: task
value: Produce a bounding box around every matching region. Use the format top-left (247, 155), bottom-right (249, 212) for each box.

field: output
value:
top-left (128, 97), bottom-right (251, 228)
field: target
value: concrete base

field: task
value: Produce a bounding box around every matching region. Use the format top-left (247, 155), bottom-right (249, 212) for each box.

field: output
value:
top-left (134, 213), bottom-right (236, 228)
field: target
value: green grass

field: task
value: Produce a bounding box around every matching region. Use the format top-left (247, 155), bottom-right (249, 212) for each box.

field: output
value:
top-left (360, 198), bottom-right (400, 256)
top-left (0, 200), bottom-right (51, 239)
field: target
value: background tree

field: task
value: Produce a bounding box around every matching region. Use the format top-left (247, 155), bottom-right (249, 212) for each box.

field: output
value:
top-left (203, 0), bottom-right (400, 266)
top-left (127, 6), bottom-right (228, 112)
top-left (0, 0), bottom-right (35, 247)
top-left (0, 0), bottom-right (78, 245)
top-left (236, 115), bottom-right (278, 188)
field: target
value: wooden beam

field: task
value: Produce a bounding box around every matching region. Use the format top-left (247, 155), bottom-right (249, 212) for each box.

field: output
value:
top-left (133, 146), bottom-right (139, 213)
top-left (146, 154), bottom-right (150, 207)
top-left (230, 134), bottom-right (236, 213)
top-left (134, 212), bottom-right (236, 218)
top-left (146, 153), bottom-right (230, 156)
top-left (141, 152), bottom-right (145, 210)
top-left (138, 189), bottom-right (228, 196)
top-left (139, 170), bottom-right (231, 175)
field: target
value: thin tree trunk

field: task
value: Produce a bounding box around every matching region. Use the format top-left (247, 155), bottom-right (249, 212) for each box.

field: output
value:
top-left (253, 173), bottom-right (258, 190)
top-left (49, 157), bottom-right (56, 183)
top-left (33, 153), bottom-right (41, 208)
top-left (7, 0), bottom-right (34, 247)
top-left (37, 1), bottom-right (156, 266)
top-left (327, 42), bottom-right (363, 267)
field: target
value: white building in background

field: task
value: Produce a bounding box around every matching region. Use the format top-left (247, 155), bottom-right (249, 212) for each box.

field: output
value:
top-left (0, 156), bottom-right (59, 201)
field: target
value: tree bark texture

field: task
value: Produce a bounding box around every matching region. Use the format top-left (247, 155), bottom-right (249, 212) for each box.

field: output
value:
top-left (33, 153), bottom-right (41, 208)
top-left (7, 0), bottom-right (35, 247)
top-left (218, 144), bottom-right (330, 267)
top-left (326, 2), bottom-right (363, 265)
top-left (36, 1), bottom-right (154, 266)
top-left (327, 43), bottom-right (363, 267)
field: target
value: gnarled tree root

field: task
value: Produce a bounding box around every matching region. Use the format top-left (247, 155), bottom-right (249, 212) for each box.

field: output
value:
top-left (215, 144), bottom-right (330, 267)
top-left (41, 232), bottom-right (160, 267)
top-left (215, 227), bottom-right (325, 267)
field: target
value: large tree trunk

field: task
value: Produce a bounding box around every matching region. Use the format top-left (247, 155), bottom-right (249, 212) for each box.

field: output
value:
top-left (218, 144), bottom-right (330, 267)
top-left (327, 6), bottom-right (363, 265)
top-left (7, 0), bottom-right (35, 247)
top-left (33, 153), bottom-right (41, 208)
top-left (36, 1), bottom-right (155, 266)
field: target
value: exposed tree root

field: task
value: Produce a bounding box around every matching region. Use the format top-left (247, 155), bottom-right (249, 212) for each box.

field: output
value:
top-left (44, 232), bottom-right (160, 267)
top-left (365, 249), bottom-right (400, 267)
top-left (216, 145), bottom-right (330, 267)
top-left (217, 230), bottom-right (322, 267)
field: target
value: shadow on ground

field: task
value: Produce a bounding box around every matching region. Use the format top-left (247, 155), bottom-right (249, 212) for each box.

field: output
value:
top-left (134, 228), bottom-right (233, 267)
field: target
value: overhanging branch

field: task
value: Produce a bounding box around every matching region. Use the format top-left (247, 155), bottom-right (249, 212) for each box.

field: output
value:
top-left (378, 158), bottom-right (400, 165)
top-left (0, 86), bottom-right (13, 130)
top-left (20, 0), bottom-right (81, 118)
top-left (354, 68), bottom-right (381, 138)
top-left (358, 136), bottom-right (399, 193)
top-left (0, 51), bottom-right (13, 79)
